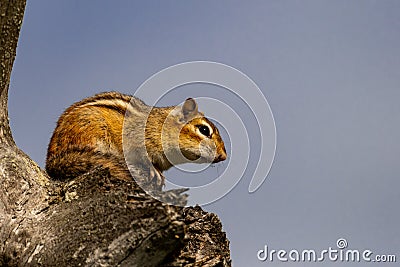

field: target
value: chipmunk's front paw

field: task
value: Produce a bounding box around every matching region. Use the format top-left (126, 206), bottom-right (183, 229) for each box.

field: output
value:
top-left (149, 166), bottom-right (165, 191)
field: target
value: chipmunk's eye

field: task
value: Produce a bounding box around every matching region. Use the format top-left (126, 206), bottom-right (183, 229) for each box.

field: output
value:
top-left (197, 125), bottom-right (211, 138)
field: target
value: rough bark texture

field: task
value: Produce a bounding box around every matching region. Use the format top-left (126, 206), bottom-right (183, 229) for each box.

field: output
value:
top-left (0, 0), bottom-right (22, 147)
top-left (0, 1), bottom-right (231, 266)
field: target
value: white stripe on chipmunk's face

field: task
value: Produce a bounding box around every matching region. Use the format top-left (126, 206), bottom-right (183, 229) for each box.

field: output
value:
top-left (195, 122), bottom-right (213, 139)
top-left (160, 98), bottom-right (227, 166)
top-left (178, 117), bottom-right (222, 163)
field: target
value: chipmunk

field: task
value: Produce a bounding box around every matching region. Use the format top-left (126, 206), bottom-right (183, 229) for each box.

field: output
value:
top-left (45, 91), bottom-right (227, 189)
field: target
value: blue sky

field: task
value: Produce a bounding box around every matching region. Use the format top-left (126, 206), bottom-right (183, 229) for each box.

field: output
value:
top-left (9, 1), bottom-right (400, 266)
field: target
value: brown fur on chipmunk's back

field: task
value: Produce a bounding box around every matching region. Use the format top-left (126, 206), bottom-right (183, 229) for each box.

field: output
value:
top-left (45, 91), bottom-right (227, 184)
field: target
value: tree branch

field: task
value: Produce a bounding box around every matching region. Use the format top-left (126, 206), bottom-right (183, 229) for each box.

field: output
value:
top-left (0, 0), bottom-right (26, 147)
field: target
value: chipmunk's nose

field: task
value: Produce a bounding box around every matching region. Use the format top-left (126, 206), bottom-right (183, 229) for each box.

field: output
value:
top-left (213, 149), bottom-right (227, 163)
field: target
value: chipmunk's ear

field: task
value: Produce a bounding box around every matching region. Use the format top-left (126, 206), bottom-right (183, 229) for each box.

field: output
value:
top-left (182, 98), bottom-right (198, 121)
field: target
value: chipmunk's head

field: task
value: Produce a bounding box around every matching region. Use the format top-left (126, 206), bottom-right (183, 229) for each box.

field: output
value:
top-left (162, 98), bottom-right (227, 165)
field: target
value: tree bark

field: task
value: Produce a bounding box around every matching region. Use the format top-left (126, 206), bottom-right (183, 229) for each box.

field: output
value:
top-left (0, 1), bottom-right (231, 266)
top-left (0, 0), bottom-right (24, 147)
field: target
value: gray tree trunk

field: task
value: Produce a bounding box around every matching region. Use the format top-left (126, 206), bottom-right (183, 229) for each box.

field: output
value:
top-left (0, 1), bottom-right (231, 266)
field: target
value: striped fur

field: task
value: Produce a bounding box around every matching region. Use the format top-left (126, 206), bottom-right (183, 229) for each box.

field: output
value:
top-left (46, 91), bottom-right (227, 185)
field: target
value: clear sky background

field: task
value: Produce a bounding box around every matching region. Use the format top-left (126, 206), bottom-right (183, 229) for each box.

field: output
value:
top-left (9, 1), bottom-right (400, 266)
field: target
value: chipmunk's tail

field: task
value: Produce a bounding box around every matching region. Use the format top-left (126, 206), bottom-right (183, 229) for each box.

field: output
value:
top-left (45, 147), bottom-right (132, 181)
